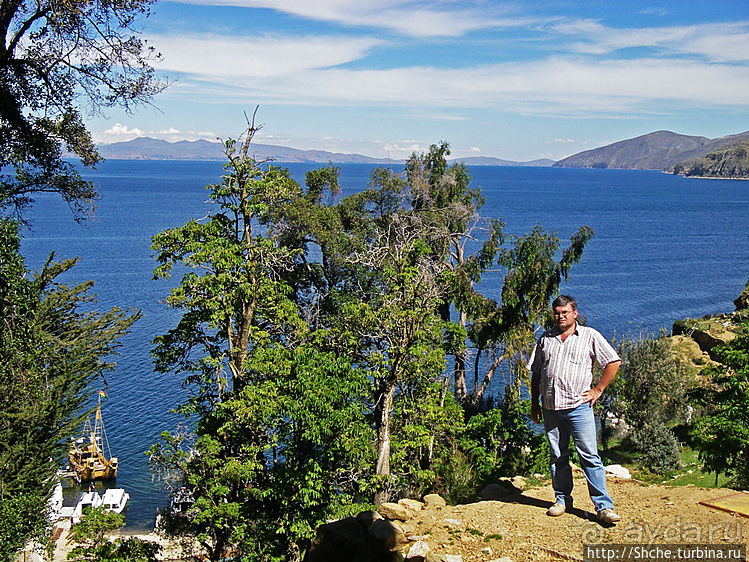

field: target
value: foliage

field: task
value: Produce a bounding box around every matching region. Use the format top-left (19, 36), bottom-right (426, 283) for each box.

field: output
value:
top-left (0, 0), bottom-right (166, 219)
top-left (608, 332), bottom-right (693, 474)
top-left (629, 423), bottom-right (682, 476)
top-left (67, 507), bottom-right (160, 562)
top-left (150, 125), bottom-right (595, 557)
top-left (613, 332), bottom-right (692, 427)
top-left (149, 345), bottom-right (372, 562)
top-left (0, 492), bottom-right (48, 562)
top-left (0, 218), bottom-right (138, 559)
top-left (459, 388), bottom-right (547, 483)
top-left (690, 322), bottom-right (749, 487)
top-left (150, 120), bottom-right (371, 561)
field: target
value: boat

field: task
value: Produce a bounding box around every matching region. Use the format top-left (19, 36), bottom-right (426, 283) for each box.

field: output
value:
top-left (71, 491), bottom-right (103, 524)
top-left (68, 393), bottom-right (119, 482)
top-left (101, 488), bottom-right (130, 514)
top-left (70, 488), bottom-right (129, 523)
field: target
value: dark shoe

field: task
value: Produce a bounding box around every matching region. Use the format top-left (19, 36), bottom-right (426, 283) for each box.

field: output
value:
top-left (597, 508), bottom-right (621, 524)
top-left (546, 502), bottom-right (566, 517)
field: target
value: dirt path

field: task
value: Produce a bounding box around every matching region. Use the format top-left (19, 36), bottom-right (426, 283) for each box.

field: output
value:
top-left (399, 476), bottom-right (747, 561)
top-left (47, 474), bottom-right (747, 561)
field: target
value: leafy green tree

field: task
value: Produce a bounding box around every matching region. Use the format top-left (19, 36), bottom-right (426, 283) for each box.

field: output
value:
top-left (0, 492), bottom-right (47, 562)
top-left (611, 332), bottom-right (692, 475)
top-left (67, 506), bottom-right (161, 562)
top-left (149, 121), bottom-right (371, 561)
top-left (404, 141), bottom-right (500, 403)
top-left (1, 0), bottom-right (166, 218)
top-left (0, 218), bottom-right (139, 559)
top-left (690, 322), bottom-right (749, 487)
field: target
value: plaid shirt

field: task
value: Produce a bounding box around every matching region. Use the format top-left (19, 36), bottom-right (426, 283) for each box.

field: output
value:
top-left (527, 324), bottom-right (621, 410)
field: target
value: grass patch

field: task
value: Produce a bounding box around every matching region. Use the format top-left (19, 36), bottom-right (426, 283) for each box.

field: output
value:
top-left (603, 436), bottom-right (730, 488)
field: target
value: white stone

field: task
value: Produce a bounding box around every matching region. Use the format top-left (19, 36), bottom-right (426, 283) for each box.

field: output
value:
top-left (407, 540), bottom-right (431, 559)
top-left (604, 464), bottom-right (632, 479)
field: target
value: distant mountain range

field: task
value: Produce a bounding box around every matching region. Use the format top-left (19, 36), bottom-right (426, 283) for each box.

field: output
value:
top-left (554, 129), bottom-right (749, 172)
top-left (96, 137), bottom-right (555, 167)
top-left (95, 130), bottom-right (749, 177)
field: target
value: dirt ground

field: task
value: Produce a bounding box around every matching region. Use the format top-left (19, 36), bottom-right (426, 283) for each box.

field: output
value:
top-left (397, 475), bottom-right (747, 562)
top-left (46, 473), bottom-right (747, 562)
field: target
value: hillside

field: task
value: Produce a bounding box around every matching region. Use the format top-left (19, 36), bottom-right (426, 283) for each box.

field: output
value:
top-left (554, 130), bottom-right (749, 171)
top-left (97, 137), bottom-right (393, 164)
top-left (97, 137), bottom-right (552, 166)
top-left (672, 140), bottom-right (749, 179)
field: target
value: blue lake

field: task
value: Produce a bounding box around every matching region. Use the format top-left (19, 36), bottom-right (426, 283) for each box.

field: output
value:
top-left (19, 161), bottom-right (749, 530)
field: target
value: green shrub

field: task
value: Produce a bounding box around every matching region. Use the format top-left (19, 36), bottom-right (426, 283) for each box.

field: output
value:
top-left (630, 423), bottom-right (682, 476)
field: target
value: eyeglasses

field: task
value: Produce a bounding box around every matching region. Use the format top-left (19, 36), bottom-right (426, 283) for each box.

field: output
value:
top-left (553, 310), bottom-right (575, 317)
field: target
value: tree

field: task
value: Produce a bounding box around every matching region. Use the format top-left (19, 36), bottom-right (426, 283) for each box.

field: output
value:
top-left (404, 141), bottom-right (498, 403)
top-left (67, 507), bottom-right (161, 562)
top-left (149, 121), bottom-right (372, 561)
top-left (0, 493), bottom-right (47, 561)
top-left (277, 147), bottom-right (593, 498)
top-left (610, 332), bottom-right (692, 474)
top-left (151, 116), bottom-right (304, 402)
top-left (0, 0), bottom-right (166, 219)
top-left (0, 218), bottom-right (139, 559)
top-left (690, 321), bottom-right (749, 487)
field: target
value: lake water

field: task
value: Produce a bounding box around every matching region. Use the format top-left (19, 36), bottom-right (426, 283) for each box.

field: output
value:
top-left (19, 161), bottom-right (749, 530)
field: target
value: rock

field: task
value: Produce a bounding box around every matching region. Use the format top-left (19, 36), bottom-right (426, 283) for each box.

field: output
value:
top-left (367, 518), bottom-right (407, 550)
top-left (480, 479), bottom-right (521, 500)
top-left (444, 555), bottom-right (463, 562)
top-left (357, 510), bottom-right (384, 528)
top-left (304, 516), bottom-right (366, 562)
top-left (423, 494), bottom-right (447, 507)
top-left (511, 476), bottom-right (526, 490)
top-left (734, 278), bottom-right (749, 311)
top-left (406, 541), bottom-right (431, 560)
top-left (605, 464), bottom-right (632, 479)
top-left (398, 498), bottom-right (424, 512)
top-left (380, 502), bottom-right (410, 521)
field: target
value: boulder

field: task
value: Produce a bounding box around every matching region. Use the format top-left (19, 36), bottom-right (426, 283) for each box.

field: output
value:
top-left (734, 278), bottom-right (749, 311)
top-left (399, 498), bottom-right (424, 512)
top-left (423, 494), bottom-right (447, 507)
top-left (379, 502), bottom-right (410, 521)
top-left (367, 518), bottom-right (407, 550)
top-left (480, 479), bottom-right (521, 500)
top-left (304, 517), bottom-right (367, 562)
top-left (357, 510), bottom-right (384, 528)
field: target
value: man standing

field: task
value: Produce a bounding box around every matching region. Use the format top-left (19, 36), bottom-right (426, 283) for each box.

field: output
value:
top-left (528, 295), bottom-right (622, 524)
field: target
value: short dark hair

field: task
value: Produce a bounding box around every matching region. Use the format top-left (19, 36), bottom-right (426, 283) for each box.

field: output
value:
top-left (552, 295), bottom-right (577, 311)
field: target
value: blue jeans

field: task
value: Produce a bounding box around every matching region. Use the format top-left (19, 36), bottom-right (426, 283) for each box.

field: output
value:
top-left (543, 404), bottom-right (614, 512)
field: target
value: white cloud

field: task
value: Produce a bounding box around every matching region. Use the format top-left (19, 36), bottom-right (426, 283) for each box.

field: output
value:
top-left (553, 20), bottom-right (749, 63)
top-left (154, 34), bottom-right (381, 78)
top-left (382, 141), bottom-right (424, 159)
top-left (170, 55), bottom-right (749, 117)
top-left (168, 0), bottom-right (534, 38)
top-left (104, 123), bottom-right (145, 137)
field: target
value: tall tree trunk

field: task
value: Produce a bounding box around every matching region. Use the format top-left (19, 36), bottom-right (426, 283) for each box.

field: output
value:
top-left (373, 380), bottom-right (396, 505)
top-left (472, 353), bottom-right (506, 406)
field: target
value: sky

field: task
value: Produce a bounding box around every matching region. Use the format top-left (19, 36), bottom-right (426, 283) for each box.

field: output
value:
top-left (88, 0), bottom-right (749, 162)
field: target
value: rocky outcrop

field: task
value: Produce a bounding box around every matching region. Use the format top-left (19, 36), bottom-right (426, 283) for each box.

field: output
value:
top-left (734, 278), bottom-right (749, 311)
top-left (304, 493), bottom-right (513, 562)
top-left (672, 140), bottom-right (749, 178)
